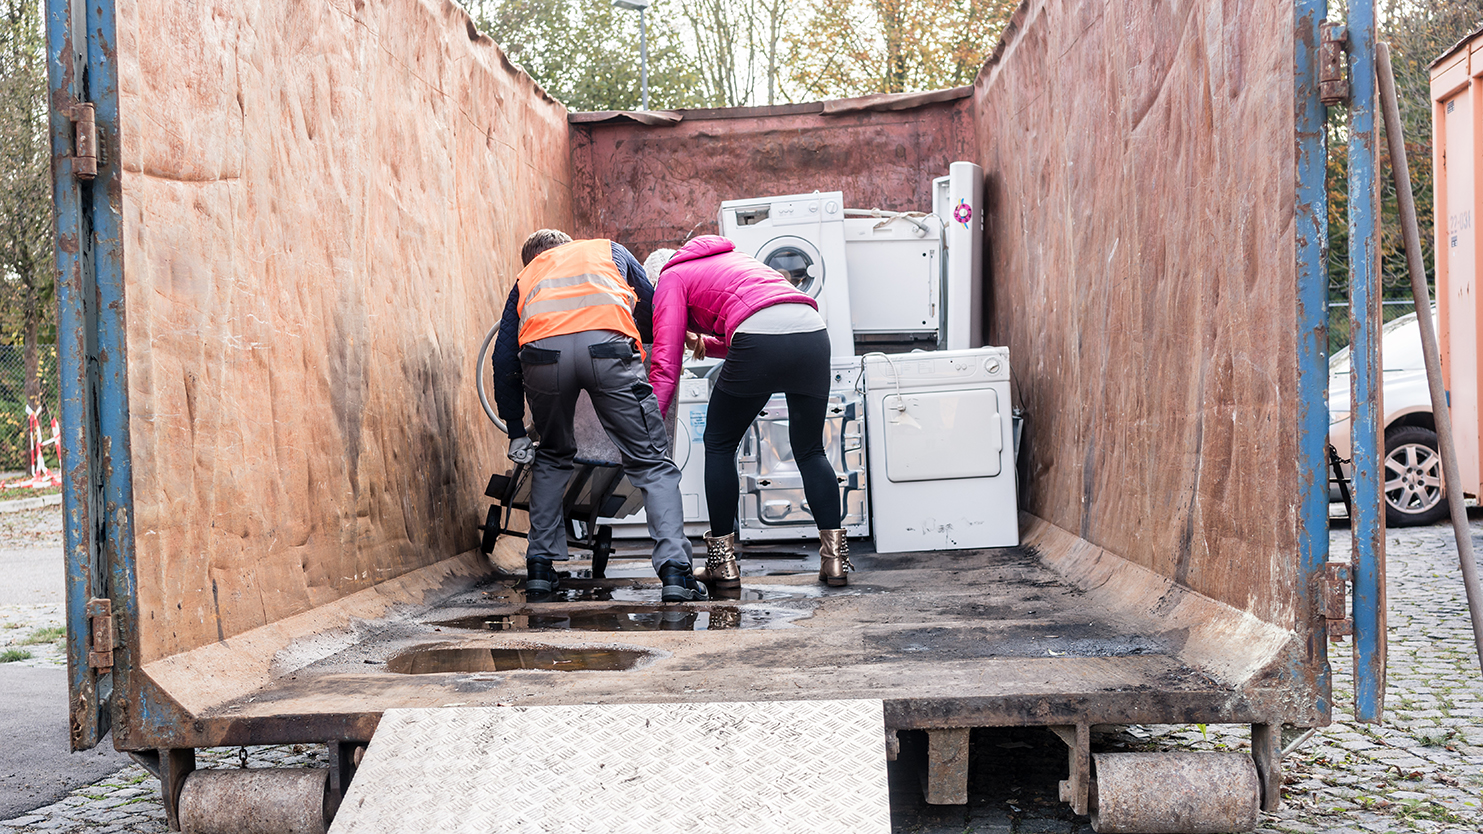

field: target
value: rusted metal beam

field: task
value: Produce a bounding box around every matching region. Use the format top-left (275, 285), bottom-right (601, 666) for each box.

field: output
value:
top-left (1050, 723), bottom-right (1091, 816)
top-left (158, 748), bottom-right (196, 832)
top-left (1251, 723), bottom-right (1282, 812)
top-left (922, 728), bottom-right (970, 805)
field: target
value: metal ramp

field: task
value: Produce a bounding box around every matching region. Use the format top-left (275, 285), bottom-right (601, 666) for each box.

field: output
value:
top-left (330, 699), bottom-right (891, 834)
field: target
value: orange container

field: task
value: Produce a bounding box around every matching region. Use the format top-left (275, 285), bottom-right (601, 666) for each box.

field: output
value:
top-left (1433, 34), bottom-right (1483, 498)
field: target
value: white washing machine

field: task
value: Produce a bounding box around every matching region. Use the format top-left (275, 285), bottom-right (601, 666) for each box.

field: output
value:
top-left (862, 347), bottom-right (1017, 553)
top-left (719, 191), bottom-right (856, 358)
top-left (736, 359), bottom-right (870, 541)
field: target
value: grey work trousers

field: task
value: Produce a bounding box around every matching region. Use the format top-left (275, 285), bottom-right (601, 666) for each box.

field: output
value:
top-left (520, 330), bottom-right (692, 573)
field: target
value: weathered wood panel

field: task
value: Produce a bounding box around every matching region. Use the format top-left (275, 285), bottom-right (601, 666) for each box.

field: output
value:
top-left (977, 0), bottom-right (1299, 625)
top-left (118, 0), bottom-right (570, 663)
top-left (570, 102), bottom-right (975, 257)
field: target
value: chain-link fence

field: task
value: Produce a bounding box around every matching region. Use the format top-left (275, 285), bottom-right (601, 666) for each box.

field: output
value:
top-left (1328, 295), bottom-right (1424, 357)
top-left (0, 344), bottom-right (61, 473)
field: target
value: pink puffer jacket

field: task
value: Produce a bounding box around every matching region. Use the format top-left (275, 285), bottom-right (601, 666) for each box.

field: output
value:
top-left (649, 235), bottom-right (817, 417)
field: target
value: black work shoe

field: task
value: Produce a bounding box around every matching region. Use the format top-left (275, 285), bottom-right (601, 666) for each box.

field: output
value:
top-left (525, 559), bottom-right (561, 596)
top-left (659, 562), bottom-right (709, 602)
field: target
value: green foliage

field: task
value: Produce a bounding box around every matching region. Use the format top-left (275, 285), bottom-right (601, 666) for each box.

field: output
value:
top-left (465, 0), bottom-right (710, 111)
top-left (0, 648), bottom-right (32, 663)
top-left (465, 0), bottom-right (1018, 109)
top-left (786, 0), bottom-right (1018, 99)
top-left (20, 625), bottom-right (65, 645)
top-left (0, 0), bottom-right (54, 343)
top-left (1327, 3), bottom-right (1483, 353)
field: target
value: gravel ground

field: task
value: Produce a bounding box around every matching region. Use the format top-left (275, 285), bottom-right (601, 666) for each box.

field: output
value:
top-left (1, 507), bottom-right (1480, 833)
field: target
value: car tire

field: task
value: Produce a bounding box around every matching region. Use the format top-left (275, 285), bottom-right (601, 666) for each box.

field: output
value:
top-left (1384, 425), bottom-right (1448, 527)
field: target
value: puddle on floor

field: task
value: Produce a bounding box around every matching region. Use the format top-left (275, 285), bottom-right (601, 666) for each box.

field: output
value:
top-left (386, 646), bottom-right (648, 674)
top-left (433, 602), bottom-right (809, 632)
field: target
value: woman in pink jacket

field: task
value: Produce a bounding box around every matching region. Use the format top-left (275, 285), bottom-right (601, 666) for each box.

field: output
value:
top-left (649, 235), bottom-right (850, 589)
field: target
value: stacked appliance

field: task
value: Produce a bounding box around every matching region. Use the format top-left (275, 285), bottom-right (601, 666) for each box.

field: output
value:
top-left (736, 359), bottom-right (870, 540)
top-left (861, 347), bottom-right (1018, 552)
top-left (717, 191), bottom-right (856, 359)
top-left (604, 161), bottom-right (1019, 550)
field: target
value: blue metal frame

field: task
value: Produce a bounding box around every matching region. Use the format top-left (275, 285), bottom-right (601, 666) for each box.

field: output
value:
top-left (1295, 0), bottom-right (1332, 723)
top-left (47, 0), bottom-right (103, 752)
top-left (1346, 0), bottom-right (1387, 723)
top-left (48, 0), bottom-right (133, 751)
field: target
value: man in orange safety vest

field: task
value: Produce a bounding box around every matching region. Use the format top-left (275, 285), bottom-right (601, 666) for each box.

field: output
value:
top-left (491, 229), bottom-right (707, 602)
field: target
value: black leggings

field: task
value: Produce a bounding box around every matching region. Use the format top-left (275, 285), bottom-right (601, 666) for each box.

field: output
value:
top-left (704, 330), bottom-right (841, 534)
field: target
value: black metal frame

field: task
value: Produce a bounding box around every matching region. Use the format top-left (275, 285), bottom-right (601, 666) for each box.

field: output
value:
top-left (479, 460), bottom-right (624, 578)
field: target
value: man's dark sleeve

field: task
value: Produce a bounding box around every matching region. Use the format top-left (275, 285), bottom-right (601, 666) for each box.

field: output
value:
top-left (613, 242), bottom-right (654, 343)
top-left (491, 286), bottom-right (527, 439)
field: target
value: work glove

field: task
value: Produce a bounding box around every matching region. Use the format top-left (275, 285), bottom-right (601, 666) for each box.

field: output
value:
top-left (507, 436), bottom-right (534, 465)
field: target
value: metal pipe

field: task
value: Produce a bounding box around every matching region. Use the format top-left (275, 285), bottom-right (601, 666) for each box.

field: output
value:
top-left (1090, 752), bottom-right (1260, 834)
top-left (639, 8), bottom-right (648, 111)
top-left (177, 768), bottom-right (330, 834)
top-left (1377, 41), bottom-right (1483, 672)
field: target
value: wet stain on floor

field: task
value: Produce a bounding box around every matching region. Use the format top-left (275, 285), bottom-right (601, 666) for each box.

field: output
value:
top-left (386, 645), bottom-right (651, 674)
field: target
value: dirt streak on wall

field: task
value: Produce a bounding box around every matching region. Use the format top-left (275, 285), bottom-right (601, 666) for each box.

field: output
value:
top-left (118, 0), bottom-right (570, 663)
top-left (976, 0), bottom-right (1300, 627)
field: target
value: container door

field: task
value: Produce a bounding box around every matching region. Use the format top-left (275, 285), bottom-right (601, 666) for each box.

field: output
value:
top-left (47, 0), bottom-right (128, 751)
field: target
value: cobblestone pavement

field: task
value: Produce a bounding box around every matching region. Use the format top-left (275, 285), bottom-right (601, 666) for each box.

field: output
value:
top-left (2, 511), bottom-right (1480, 833)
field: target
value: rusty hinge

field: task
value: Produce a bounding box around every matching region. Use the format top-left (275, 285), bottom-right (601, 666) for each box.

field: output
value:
top-left (69, 102), bottom-right (98, 180)
top-left (1319, 22), bottom-right (1350, 106)
top-left (86, 598), bottom-right (114, 669)
top-left (1319, 562), bottom-right (1353, 641)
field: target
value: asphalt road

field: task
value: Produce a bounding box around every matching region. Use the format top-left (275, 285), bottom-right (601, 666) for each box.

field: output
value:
top-left (0, 666), bottom-right (133, 818)
top-left (0, 499), bottom-right (64, 605)
top-left (0, 500), bottom-right (132, 818)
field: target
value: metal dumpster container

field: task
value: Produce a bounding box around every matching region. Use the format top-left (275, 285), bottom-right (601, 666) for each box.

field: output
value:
top-left (1432, 30), bottom-right (1483, 501)
top-left (48, 0), bottom-right (1383, 828)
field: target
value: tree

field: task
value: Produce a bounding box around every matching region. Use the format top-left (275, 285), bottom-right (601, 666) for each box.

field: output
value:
top-left (785, 0), bottom-right (1018, 100)
top-left (675, 0), bottom-right (793, 106)
top-left (0, 0), bottom-right (54, 426)
top-left (1328, 1), bottom-right (1483, 353)
top-left (464, 0), bottom-right (711, 111)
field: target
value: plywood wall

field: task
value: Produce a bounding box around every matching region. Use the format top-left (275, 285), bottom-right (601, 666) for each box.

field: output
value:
top-left (977, 0), bottom-right (1300, 626)
top-left (570, 102), bottom-right (975, 258)
top-left (117, 0), bottom-right (571, 663)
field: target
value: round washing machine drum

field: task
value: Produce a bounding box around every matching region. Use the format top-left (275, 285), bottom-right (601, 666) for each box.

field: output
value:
top-left (757, 235), bottom-right (826, 298)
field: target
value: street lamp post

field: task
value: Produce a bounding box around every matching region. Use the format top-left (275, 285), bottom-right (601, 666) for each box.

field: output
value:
top-left (612, 0), bottom-right (650, 110)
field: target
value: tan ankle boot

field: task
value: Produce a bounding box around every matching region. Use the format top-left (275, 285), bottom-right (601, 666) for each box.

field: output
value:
top-left (696, 531), bottom-right (741, 589)
top-left (818, 529), bottom-right (853, 586)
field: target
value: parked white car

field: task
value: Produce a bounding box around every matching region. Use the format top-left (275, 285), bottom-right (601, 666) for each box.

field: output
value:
top-left (1328, 310), bottom-right (1445, 526)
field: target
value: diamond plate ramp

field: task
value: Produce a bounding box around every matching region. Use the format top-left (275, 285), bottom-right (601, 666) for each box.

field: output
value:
top-left (330, 699), bottom-right (890, 834)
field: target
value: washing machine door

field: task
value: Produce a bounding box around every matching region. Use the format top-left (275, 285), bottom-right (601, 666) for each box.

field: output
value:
top-left (757, 235), bottom-right (826, 299)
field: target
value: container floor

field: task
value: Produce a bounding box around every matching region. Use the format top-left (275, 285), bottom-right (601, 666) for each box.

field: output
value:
top-left (199, 538), bottom-right (1280, 737)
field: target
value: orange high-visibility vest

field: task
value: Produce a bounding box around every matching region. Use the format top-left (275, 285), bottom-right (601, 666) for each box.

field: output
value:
top-left (515, 239), bottom-right (643, 351)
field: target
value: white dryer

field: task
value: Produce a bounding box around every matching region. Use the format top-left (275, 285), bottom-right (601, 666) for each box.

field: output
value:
top-left (719, 192), bottom-right (856, 358)
top-left (862, 347), bottom-right (1018, 553)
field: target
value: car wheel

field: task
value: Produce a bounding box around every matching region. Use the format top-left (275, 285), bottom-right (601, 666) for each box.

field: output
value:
top-left (1383, 425), bottom-right (1448, 527)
